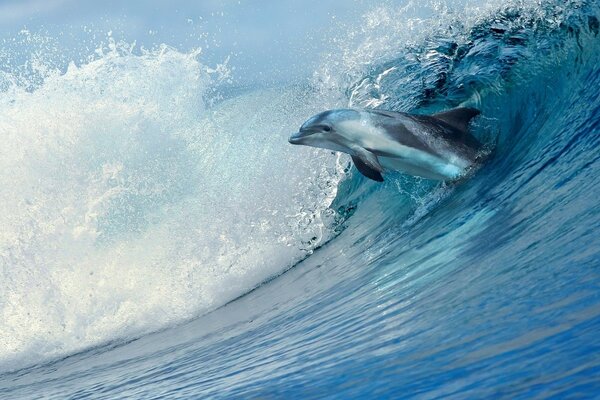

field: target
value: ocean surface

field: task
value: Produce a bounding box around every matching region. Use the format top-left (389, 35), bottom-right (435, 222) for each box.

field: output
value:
top-left (1, 0), bottom-right (599, 398)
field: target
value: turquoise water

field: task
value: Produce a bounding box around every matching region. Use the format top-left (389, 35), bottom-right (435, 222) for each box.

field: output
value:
top-left (1, 0), bottom-right (599, 398)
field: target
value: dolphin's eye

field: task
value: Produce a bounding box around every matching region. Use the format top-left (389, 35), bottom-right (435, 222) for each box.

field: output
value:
top-left (322, 125), bottom-right (332, 132)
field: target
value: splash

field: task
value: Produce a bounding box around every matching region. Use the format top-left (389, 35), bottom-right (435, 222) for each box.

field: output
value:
top-left (0, 40), bottom-right (345, 371)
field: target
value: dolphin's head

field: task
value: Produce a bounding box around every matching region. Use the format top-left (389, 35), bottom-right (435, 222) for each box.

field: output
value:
top-left (289, 109), bottom-right (361, 152)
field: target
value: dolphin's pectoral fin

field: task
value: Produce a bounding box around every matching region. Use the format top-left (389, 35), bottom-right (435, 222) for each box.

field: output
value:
top-left (352, 154), bottom-right (384, 182)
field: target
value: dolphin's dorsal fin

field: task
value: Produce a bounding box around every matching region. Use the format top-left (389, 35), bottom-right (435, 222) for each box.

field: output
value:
top-left (433, 107), bottom-right (480, 133)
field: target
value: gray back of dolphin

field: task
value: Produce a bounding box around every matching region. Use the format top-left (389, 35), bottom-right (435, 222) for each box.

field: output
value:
top-left (367, 108), bottom-right (481, 156)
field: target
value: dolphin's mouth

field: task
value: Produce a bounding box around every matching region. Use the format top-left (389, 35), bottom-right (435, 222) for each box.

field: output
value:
top-left (288, 131), bottom-right (310, 145)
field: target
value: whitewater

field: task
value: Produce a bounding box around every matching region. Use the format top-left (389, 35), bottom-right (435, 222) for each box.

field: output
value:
top-left (1, 0), bottom-right (599, 398)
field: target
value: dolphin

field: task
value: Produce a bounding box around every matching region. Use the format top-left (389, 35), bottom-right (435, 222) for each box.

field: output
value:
top-left (288, 107), bottom-right (481, 182)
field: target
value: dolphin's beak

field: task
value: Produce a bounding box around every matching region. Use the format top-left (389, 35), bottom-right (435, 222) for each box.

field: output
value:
top-left (288, 131), bottom-right (309, 145)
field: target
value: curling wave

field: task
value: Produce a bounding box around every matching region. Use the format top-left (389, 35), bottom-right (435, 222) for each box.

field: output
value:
top-left (1, 0), bottom-right (599, 397)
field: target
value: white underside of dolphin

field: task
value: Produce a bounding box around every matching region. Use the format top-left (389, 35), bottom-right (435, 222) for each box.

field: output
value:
top-left (289, 107), bottom-right (482, 182)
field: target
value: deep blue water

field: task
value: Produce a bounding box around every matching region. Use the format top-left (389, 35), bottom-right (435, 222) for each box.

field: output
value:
top-left (1, 0), bottom-right (599, 398)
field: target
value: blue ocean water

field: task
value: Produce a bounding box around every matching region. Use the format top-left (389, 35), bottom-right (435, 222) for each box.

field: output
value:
top-left (1, 0), bottom-right (599, 398)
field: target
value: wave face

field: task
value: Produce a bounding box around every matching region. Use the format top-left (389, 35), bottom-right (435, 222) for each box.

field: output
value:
top-left (1, 0), bottom-right (600, 398)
